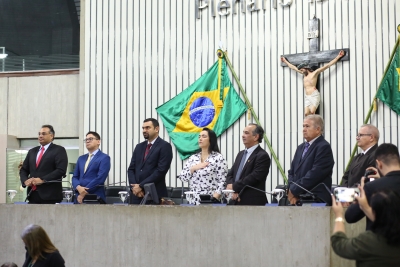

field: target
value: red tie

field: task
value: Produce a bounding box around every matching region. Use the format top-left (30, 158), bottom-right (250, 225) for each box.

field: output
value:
top-left (32, 146), bottom-right (44, 191)
top-left (36, 146), bottom-right (45, 168)
top-left (144, 143), bottom-right (152, 160)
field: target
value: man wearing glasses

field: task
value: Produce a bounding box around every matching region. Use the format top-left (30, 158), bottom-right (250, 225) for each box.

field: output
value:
top-left (340, 124), bottom-right (379, 187)
top-left (72, 131), bottom-right (111, 204)
top-left (20, 125), bottom-right (68, 204)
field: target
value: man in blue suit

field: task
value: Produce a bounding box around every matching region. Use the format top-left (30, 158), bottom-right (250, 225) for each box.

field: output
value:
top-left (128, 118), bottom-right (173, 204)
top-left (288, 115), bottom-right (334, 206)
top-left (72, 131), bottom-right (111, 204)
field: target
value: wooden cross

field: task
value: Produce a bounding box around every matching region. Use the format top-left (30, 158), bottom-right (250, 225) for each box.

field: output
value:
top-left (280, 16), bottom-right (350, 68)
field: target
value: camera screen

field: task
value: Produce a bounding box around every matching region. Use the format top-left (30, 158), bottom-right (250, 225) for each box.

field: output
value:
top-left (334, 187), bottom-right (360, 202)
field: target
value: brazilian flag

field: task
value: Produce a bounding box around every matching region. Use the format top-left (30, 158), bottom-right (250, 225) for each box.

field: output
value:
top-left (156, 56), bottom-right (247, 159)
top-left (376, 43), bottom-right (400, 115)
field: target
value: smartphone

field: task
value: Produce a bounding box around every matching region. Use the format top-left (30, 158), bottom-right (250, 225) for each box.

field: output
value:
top-left (334, 187), bottom-right (360, 202)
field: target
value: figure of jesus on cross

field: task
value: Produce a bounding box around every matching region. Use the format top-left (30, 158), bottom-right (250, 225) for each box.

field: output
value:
top-left (281, 50), bottom-right (345, 116)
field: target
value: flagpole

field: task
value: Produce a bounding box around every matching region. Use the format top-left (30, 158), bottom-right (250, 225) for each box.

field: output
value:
top-left (342, 34), bottom-right (400, 179)
top-left (218, 49), bottom-right (288, 184)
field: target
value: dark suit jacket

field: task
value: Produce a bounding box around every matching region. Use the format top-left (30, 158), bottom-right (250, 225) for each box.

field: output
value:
top-left (72, 150), bottom-right (111, 202)
top-left (288, 136), bottom-right (334, 206)
top-left (226, 145), bottom-right (271, 205)
top-left (345, 170), bottom-right (400, 230)
top-left (20, 143), bottom-right (68, 202)
top-left (128, 137), bottom-right (173, 204)
top-left (341, 144), bottom-right (378, 187)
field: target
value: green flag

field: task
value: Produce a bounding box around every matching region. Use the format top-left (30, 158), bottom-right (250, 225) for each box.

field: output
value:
top-left (156, 57), bottom-right (247, 160)
top-left (376, 44), bottom-right (400, 115)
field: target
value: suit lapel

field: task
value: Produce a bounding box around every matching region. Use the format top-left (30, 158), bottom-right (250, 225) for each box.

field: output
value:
top-left (234, 150), bottom-right (245, 174)
top-left (350, 154), bottom-right (364, 170)
top-left (141, 138), bottom-right (158, 168)
top-left (295, 136), bottom-right (322, 172)
top-left (36, 143), bottom-right (53, 169)
top-left (32, 146), bottom-right (40, 169)
top-left (350, 144), bottom-right (377, 170)
top-left (84, 150), bottom-right (101, 174)
top-left (145, 139), bottom-right (158, 160)
top-left (238, 146), bottom-right (260, 179)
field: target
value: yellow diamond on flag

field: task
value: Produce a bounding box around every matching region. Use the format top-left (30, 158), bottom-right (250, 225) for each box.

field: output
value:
top-left (156, 57), bottom-right (247, 159)
top-left (173, 87), bottom-right (229, 133)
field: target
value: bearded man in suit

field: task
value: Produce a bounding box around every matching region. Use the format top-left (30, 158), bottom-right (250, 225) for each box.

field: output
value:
top-left (128, 118), bottom-right (173, 204)
top-left (20, 124), bottom-right (68, 204)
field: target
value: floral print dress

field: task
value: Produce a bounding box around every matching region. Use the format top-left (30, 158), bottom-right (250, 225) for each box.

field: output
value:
top-left (179, 151), bottom-right (228, 205)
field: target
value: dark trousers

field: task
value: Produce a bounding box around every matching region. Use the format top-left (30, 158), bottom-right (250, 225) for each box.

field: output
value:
top-left (28, 191), bottom-right (59, 204)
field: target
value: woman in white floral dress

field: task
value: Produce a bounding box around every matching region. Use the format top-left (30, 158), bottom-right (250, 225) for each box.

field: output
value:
top-left (179, 128), bottom-right (228, 205)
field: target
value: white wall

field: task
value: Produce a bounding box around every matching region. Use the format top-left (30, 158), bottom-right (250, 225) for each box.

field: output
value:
top-left (84, 0), bottom-right (400, 195)
top-left (6, 74), bottom-right (80, 138)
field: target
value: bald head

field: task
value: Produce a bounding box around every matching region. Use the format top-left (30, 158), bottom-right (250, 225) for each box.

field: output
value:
top-left (357, 124), bottom-right (379, 151)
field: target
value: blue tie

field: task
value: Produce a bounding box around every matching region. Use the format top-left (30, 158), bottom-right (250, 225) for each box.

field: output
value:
top-left (302, 142), bottom-right (310, 158)
top-left (235, 150), bottom-right (248, 181)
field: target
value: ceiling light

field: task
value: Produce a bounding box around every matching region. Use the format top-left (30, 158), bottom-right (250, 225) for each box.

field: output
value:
top-left (0, 47), bottom-right (8, 59)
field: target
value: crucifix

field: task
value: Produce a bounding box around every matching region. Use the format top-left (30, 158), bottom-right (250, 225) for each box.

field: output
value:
top-left (280, 15), bottom-right (350, 116)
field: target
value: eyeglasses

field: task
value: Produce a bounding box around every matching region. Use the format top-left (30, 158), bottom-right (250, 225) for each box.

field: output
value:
top-left (83, 138), bottom-right (99, 142)
top-left (356, 134), bottom-right (372, 138)
top-left (38, 132), bottom-right (51, 136)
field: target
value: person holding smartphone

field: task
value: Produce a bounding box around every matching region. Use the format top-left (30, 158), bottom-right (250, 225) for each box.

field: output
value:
top-left (331, 178), bottom-right (400, 266)
top-left (345, 143), bottom-right (400, 230)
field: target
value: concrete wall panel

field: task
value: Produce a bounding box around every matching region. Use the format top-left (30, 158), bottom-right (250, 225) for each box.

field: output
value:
top-left (0, 205), bottom-right (365, 267)
top-left (7, 74), bottom-right (79, 138)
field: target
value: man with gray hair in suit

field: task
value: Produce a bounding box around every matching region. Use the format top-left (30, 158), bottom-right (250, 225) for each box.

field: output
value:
top-left (288, 115), bottom-right (334, 205)
top-left (341, 124), bottom-right (379, 187)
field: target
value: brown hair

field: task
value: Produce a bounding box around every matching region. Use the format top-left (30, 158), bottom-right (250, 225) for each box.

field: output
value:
top-left (21, 224), bottom-right (58, 260)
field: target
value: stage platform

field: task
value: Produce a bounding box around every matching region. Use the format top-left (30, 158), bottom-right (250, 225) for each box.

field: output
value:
top-left (0, 204), bottom-right (364, 267)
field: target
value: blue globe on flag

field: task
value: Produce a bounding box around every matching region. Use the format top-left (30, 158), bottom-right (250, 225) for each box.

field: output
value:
top-left (189, 97), bottom-right (215, 127)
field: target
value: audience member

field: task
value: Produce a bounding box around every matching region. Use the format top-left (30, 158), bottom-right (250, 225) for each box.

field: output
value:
top-left (21, 224), bottom-right (65, 267)
top-left (345, 143), bottom-right (400, 229)
top-left (179, 128), bottom-right (228, 205)
top-left (331, 180), bottom-right (400, 266)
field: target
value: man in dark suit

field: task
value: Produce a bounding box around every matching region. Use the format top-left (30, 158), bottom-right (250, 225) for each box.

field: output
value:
top-left (128, 118), bottom-right (173, 204)
top-left (288, 115), bottom-right (334, 206)
top-left (345, 143), bottom-right (400, 230)
top-left (341, 124), bottom-right (379, 187)
top-left (20, 125), bottom-right (68, 204)
top-left (72, 131), bottom-right (111, 204)
top-left (226, 123), bottom-right (271, 205)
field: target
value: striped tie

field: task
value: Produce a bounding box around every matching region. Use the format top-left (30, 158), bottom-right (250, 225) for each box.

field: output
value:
top-left (84, 154), bottom-right (93, 173)
top-left (301, 142), bottom-right (310, 158)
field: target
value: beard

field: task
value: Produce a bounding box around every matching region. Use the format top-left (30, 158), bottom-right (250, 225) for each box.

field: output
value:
top-left (143, 133), bottom-right (149, 139)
